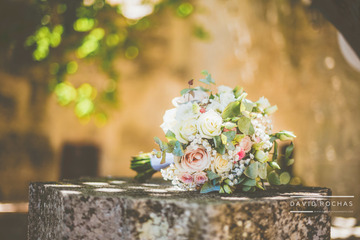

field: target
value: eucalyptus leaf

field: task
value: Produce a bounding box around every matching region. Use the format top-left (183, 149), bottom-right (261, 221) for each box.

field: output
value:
top-left (222, 101), bottom-right (240, 119)
top-left (223, 130), bottom-right (236, 142)
top-left (268, 171), bottom-right (281, 185)
top-left (165, 130), bottom-right (176, 141)
top-left (258, 162), bottom-right (267, 179)
top-left (233, 86), bottom-right (243, 98)
top-left (243, 178), bottom-right (256, 186)
top-left (221, 134), bottom-right (227, 145)
top-left (268, 161), bottom-right (281, 170)
top-left (256, 182), bottom-right (265, 190)
top-left (287, 158), bottom-right (295, 166)
top-left (237, 116), bottom-right (255, 135)
top-left (226, 142), bottom-right (236, 151)
top-left (285, 142), bottom-right (294, 159)
top-left (244, 162), bottom-right (258, 179)
top-left (200, 181), bottom-right (221, 193)
top-left (154, 136), bottom-right (167, 151)
top-left (173, 141), bottom-right (184, 156)
top-left (272, 141), bottom-right (278, 161)
top-left (242, 99), bottom-right (254, 112)
top-left (207, 170), bottom-right (220, 180)
top-left (280, 172), bottom-right (291, 185)
top-left (242, 186), bottom-right (252, 192)
top-left (223, 184), bottom-right (232, 194)
top-left (213, 136), bottom-right (225, 154)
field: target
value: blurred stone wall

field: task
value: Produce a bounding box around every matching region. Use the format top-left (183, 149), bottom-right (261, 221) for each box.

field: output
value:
top-left (0, 0), bottom-right (359, 219)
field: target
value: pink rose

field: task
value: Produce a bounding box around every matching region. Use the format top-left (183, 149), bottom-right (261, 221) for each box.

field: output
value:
top-left (240, 136), bottom-right (253, 153)
top-left (177, 146), bottom-right (211, 173)
top-left (179, 172), bottom-right (193, 184)
top-left (237, 149), bottom-right (245, 160)
top-left (193, 172), bottom-right (208, 185)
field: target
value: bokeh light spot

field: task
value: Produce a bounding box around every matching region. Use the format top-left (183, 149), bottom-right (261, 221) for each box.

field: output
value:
top-left (55, 82), bottom-right (77, 106)
top-left (67, 61), bottom-right (78, 74)
top-left (125, 46), bottom-right (139, 59)
top-left (75, 99), bottom-right (94, 118)
top-left (73, 18), bottom-right (95, 32)
top-left (176, 3), bottom-right (194, 18)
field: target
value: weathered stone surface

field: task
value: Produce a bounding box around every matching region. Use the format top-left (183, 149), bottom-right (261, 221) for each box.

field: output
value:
top-left (28, 178), bottom-right (331, 240)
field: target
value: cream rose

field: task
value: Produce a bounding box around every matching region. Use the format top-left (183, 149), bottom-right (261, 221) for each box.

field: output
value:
top-left (193, 171), bottom-right (208, 185)
top-left (211, 154), bottom-right (233, 175)
top-left (160, 108), bottom-right (177, 133)
top-left (174, 117), bottom-right (198, 144)
top-left (239, 136), bottom-right (253, 153)
top-left (176, 146), bottom-right (211, 173)
top-left (197, 109), bottom-right (223, 138)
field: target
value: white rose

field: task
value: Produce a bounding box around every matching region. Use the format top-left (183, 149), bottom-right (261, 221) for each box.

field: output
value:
top-left (211, 154), bottom-right (233, 174)
top-left (174, 117), bottom-right (198, 144)
top-left (218, 85), bottom-right (233, 94)
top-left (172, 88), bottom-right (209, 107)
top-left (219, 92), bottom-right (235, 111)
top-left (160, 108), bottom-right (177, 133)
top-left (197, 109), bottom-right (223, 138)
top-left (256, 97), bottom-right (271, 111)
top-left (176, 102), bottom-right (199, 122)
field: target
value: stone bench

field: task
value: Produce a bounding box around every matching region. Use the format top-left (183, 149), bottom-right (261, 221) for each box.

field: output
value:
top-left (28, 178), bottom-right (331, 240)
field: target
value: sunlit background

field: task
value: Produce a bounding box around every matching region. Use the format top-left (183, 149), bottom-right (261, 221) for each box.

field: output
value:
top-left (1, 0), bottom-right (360, 239)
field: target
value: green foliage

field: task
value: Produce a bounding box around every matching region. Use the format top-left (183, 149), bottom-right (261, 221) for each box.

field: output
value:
top-left (199, 70), bottom-right (216, 85)
top-left (244, 162), bottom-right (258, 179)
top-left (200, 181), bottom-right (220, 193)
top-left (6, 0), bottom-right (201, 122)
top-left (268, 171), bottom-right (281, 185)
top-left (222, 101), bottom-right (240, 119)
top-left (237, 116), bottom-right (255, 135)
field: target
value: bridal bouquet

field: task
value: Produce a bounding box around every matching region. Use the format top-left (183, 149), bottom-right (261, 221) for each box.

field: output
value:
top-left (131, 71), bottom-right (295, 193)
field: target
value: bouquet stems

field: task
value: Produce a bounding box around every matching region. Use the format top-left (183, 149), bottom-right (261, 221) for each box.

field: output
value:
top-left (131, 153), bottom-right (157, 182)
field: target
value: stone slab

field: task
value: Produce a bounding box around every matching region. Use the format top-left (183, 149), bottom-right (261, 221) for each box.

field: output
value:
top-left (28, 178), bottom-right (331, 240)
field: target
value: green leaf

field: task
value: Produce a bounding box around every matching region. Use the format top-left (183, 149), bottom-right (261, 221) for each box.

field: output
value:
top-left (242, 186), bottom-right (252, 192)
top-left (285, 142), bottom-right (294, 159)
top-left (165, 130), bottom-right (176, 141)
top-left (199, 72), bottom-right (215, 85)
top-left (213, 136), bottom-right (225, 154)
top-left (173, 141), bottom-right (184, 156)
top-left (258, 162), bottom-right (267, 179)
top-left (201, 69), bottom-right (209, 75)
top-left (154, 136), bottom-right (167, 151)
top-left (272, 141), bottom-right (278, 161)
top-left (242, 99), bottom-right (254, 112)
top-left (223, 122), bottom-right (237, 130)
top-left (233, 86), bottom-right (243, 98)
top-left (222, 101), bottom-right (240, 119)
top-left (256, 182), bottom-right (265, 190)
top-left (198, 86), bottom-right (211, 92)
top-left (207, 170), bottom-right (220, 180)
top-left (223, 184), bottom-right (232, 194)
top-left (280, 172), bottom-right (291, 185)
top-left (287, 158), bottom-right (295, 166)
top-left (167, 140), bottom-right (176, 152)
top-left (268, 171), bottom-right (281, 185)
top-left (221, 133), bottom-right (227, 145)
top-left (180, 88), bottom-right (195, 95)
top-left (268, 161), bottom-right (281, 170)
top-left (237, 116), bottom-right (255, 135)
top-left (226, 142), bottom-right (235, 151)
top-left (244, 162), bottom-right (258, 179)
top-left (222, 131), bottom-right (236, 142)
top-left (200, 181), bottom-right (220, 193)
top-left (243, 178), bottom-right (256, 186)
